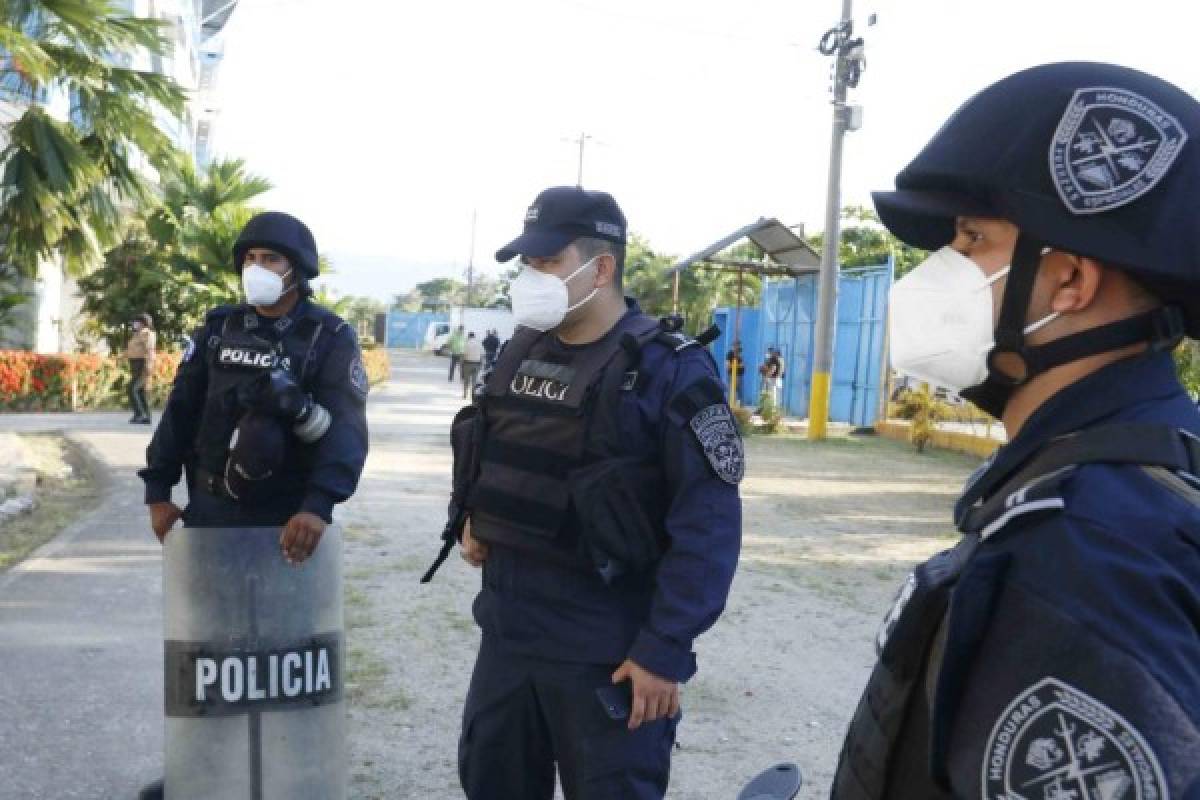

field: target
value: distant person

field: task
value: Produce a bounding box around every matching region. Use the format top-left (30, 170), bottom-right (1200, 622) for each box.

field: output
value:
top-left (725, 340), bottom-right (745, 403)
top-left (461, 332), bottom-right (483, 398)
top-left (482, 328), bottom-right (500, 368)
top-left (757, 347), bottom-right (782, 414)
top-left (447, 324), bottom-right (465, 382)
top-left (126, 312), bottom-right (156, 425)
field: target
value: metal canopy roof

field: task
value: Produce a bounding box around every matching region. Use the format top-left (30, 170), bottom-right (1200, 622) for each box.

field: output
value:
top-left (669, 217), bottom-right (821, 276)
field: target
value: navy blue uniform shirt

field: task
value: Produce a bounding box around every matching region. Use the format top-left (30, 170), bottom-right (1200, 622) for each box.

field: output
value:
top-left (928, 352), bottom-right (1200, 795)
top-left (473, 307), bottom-right (743, 683)
top-left (139, 299), bottom-right (369, 525)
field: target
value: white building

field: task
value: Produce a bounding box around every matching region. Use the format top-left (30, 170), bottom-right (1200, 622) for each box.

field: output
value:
top-left (0, 0), bottom-right (238, 352)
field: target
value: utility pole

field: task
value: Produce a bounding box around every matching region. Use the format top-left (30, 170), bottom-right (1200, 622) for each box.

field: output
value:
top-left (573, 132), bottom-right (592, 187)
top-left (808, 1), bottom-right (868, 440)
top-left (465, 208), bottom-right (477, 308)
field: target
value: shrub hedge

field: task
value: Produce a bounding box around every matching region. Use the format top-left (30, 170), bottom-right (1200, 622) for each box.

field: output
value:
top-left (0, 348), bottom-right (390, 411)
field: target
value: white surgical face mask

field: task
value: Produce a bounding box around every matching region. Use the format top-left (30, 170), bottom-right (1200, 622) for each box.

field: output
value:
top-left (888, 246), bottom-right (1059, 393)
top-left (509, 256), bottom-right (599, 331)
top-left (243, 264), bottom-right (293, 306)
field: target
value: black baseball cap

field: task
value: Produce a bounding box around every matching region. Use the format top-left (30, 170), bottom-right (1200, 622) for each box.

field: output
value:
top-left (495, 186), bottom-right (627, 262)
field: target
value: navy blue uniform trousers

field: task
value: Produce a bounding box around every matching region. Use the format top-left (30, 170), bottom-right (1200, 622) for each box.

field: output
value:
top-left (459, 636), bottom-right (679, 800)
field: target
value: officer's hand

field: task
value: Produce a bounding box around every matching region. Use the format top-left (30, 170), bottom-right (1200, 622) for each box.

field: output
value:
top-left (612, 659), bottom-right (680, 731)
top-left (459, 517), bottom-right (488, 567)
top-left (149, 502), bottom-right (183, 543)
top-left (280, 512), bottom-right (327, 565)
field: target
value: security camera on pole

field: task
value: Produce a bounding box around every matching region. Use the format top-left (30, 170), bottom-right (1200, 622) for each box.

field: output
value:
top-left (808, 2), bottom-right (868, 440)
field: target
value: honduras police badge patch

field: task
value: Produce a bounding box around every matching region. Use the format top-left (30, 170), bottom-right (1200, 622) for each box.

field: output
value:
top-left (690, 404), bottom-right (745, 485)
top-left (1050, 86), bottom-right (1187, 214)
top-left (982, 677), bottom-right (1166, 800)
top-left (349, 357), bottom-right (369, 399)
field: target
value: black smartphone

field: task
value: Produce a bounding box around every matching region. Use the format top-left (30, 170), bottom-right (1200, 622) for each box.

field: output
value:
top-left (595, 682), bottom-right (631, 721)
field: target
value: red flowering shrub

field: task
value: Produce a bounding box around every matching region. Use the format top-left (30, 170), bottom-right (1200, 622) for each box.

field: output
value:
top-left (0, 348), bottom-right (377, 411)
top-left (0, 351), bottom-right (183, 411)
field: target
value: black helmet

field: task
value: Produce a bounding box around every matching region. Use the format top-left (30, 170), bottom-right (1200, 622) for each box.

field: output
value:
top-left (874, 61), bottom-right (1200, 335)
top-left (224, 410), bottom-right (286, 503)
top-left (233, 212), bottom-right (320, 279)
top-left (875, 62), bottom-right (1199, 417)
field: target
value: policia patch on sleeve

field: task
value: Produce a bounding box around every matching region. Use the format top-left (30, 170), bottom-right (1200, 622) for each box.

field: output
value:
top-left (671, 377), bottom-right (744, 484)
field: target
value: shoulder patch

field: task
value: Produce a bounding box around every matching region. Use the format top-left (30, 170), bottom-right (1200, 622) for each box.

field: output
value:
top-left (982, 676), bottom-right (1167, 799)
top-left (181, 336), bottom-right (196, 363)
top-left (349, 356), bottom-right (369, 398)
top-left (689, 402), bottom-right (744, 484)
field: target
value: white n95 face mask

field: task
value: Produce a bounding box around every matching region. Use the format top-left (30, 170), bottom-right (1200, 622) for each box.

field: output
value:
top-left (243, 264), bottom-right (292, 306)
top-left (509, 257), bottom-right (599, 331)
top-left (889, 246), bottom-right (1058, 393)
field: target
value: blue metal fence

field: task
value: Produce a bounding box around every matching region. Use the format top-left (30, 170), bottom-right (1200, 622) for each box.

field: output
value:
top-left (709, 259), bottom-right (892, 427)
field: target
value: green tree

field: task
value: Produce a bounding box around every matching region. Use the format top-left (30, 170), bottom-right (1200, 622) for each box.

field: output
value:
top-left (0, 0), bottom-right (186, 277)
top-left (77, 158), bottom-right (271, 351)
top-left (408, 277), bottom-right (464, 311)
top-left (807, 205), bottom-right (927, 278)
top-left (624, 234), bottom-right (761, 334)
top-left (0, 262), bottom-right (29, 341)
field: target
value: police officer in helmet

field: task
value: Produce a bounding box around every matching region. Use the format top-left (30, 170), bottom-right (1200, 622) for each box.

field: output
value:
top-left (136, 211), bottom-right (369, 799)
top-left (450, 187), bottom-right (743, 799)
top-left (832, 63), bottom-right (1200, 797)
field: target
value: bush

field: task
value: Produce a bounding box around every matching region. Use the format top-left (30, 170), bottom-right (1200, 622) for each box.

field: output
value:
top-left (731, 405), bottom-right (755, 436)
top-left (894, 385), bottom-right (944, 453)
top-left (361, 349), bottom-right (389, 386)
top-left (0, 351), bottom-right (181, 411)
top-left (0, 348), bottom-right (386, 411)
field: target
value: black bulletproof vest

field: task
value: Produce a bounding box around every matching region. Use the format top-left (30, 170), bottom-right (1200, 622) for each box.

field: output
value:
top-left (467, 314), bottom-right (661, 567)
top-left (830, 422), bottom-right (1200, 799)
top-left (193, 308), bottom-right (324, 480)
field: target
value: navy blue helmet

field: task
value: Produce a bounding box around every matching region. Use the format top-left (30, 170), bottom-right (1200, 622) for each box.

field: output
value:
top-left (874, 62), bottom-right (1200, 334)
top-left (233, 212), bottom-right (320, 279)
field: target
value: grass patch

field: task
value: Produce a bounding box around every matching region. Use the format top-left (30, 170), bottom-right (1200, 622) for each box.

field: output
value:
top-left (345, 644), bottom-right (389, 703)
top-left (0, 435), bottom-right (103, 571)
top-left (345, 583), bottom-right (376, 630)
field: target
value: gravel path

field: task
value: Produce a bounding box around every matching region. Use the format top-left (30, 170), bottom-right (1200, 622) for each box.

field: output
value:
top-left (0, 351), bottom-right (979, 799)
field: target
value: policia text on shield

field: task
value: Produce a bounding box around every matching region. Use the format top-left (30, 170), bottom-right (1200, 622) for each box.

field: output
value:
top-left (831, 62), bottom-right (1200, 796)
top-left (136, 212), bottom-right (369, 799)
top-left (425, 186), bottom-right (744, 800)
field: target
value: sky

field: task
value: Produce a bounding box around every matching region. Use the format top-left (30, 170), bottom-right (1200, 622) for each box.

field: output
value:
top-left (211, 0), bottom-right (1200, 301)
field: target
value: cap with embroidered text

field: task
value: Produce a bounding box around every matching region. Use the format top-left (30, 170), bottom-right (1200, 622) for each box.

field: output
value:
top-left (496, 186), bottom-right (626, 262)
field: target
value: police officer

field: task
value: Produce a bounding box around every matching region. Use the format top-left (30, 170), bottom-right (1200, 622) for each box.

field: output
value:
top-left (452, 187), bottom-right (743, 799)
top-left (832, 63), bottom-right (1200, 797)
top-left (136, 211), bottom-right (369, 798)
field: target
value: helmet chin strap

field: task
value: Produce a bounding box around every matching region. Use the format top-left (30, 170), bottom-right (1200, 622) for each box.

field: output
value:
top-left (960, 233), bottom-right (1186, 418)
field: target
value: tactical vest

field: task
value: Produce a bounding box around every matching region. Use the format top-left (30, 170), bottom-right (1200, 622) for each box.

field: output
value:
top-left (466, 313), bottom-right (673, 570)
top-left (830, 422), bottom-right (1200, 798)
top-left (192, 306), bottom-right (327, 496)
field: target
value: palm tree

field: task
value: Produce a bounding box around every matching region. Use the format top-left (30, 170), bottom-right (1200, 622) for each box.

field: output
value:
top-left (78, 158), bottom-right (274, 352)
top-left (0, 0), bottom-right (186, 277)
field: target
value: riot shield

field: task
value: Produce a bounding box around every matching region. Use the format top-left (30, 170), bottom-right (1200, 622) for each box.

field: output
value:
top-left (163, 526), bottom-right (345, 800)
